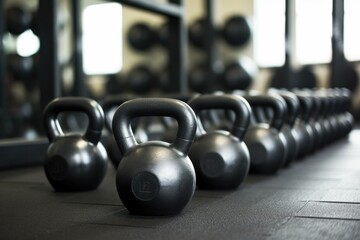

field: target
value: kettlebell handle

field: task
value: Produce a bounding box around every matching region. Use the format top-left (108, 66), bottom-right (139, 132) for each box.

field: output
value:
top-left (158, 93), bottom-right (200, 129)
top-left (43, 97), bottom-right (104, 145)
top-left (187, 94), bottom-right (251, 140)
top-left (112, 98), bottom-right (197, 155)
top-left (244, 95), bottom-right (287, 131)
top-left (295, 94), bottom-right (312, 122)
top-left (277, 92), bottom-right (300, 126)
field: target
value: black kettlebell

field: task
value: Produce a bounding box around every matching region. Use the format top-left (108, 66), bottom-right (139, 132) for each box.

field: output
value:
top-left (43, 97), bottom-right (108, 191)
top-left (296, 91), bottom-right (321, 153)
top-left (270, 90), bottom-right (301, 167)
top-left (112, 98), bottom-right (197, 216)
top-left (338, 88), bottom-right (354, 136)
top-left (188, 94), bottom-right (251, 189)
top-left (243, 95), bottom-right (287, 174)
top-left (315, 92), bottom-right (333, 146)
top-left (293, 93), bottom-right (314, 158)
top-left (308, 93), bottom-right (325, 150)
top-left (102, 95), bottom-right (137, 168)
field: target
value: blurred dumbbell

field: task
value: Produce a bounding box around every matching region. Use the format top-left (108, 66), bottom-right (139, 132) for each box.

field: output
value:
top-left (126, 64), bottom-right (158, 94)
top-left (189, 15), bottom-right (251, 49)
top-left (127, 22), bottom-right (168, 51)
top-left (221, 57), bottom-right (258, 91)
top-left (188, 64), bottom-right (211, 93)
top-left (105, 73), bottom-right (126, 95)
top-left (6, 4), bottom-right (32, 35)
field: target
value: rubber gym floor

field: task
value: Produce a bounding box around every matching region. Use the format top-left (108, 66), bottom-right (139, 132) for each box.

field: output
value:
top-left (1, 130), bottom-right (360, 240)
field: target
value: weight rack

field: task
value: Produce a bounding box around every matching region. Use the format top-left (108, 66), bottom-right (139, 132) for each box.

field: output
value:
top-left (0, 0), bottom-right (187, 169)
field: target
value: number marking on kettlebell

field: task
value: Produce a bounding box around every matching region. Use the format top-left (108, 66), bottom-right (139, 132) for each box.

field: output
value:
top-left (131, 172), bottom-right (160, 201)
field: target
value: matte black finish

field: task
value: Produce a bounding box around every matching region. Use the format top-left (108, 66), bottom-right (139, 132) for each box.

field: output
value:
top-left (244, 95), bottom-right (287, 174)
top-left (293, 94), bottom-right (314, 159)
top-left (296, 92), bottom-right (321, 153)
top-left (112, 98), bottom-right (197, 215)
top-left (274, 91), bottom-right (301, 167)
top-left (188, 94), bottom-right (251, 189)
top-left (43, 97), bottom-right (108, 191)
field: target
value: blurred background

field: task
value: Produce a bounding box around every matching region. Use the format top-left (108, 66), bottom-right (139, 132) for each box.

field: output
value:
top-left (1, 0), bottom-right (360, 141)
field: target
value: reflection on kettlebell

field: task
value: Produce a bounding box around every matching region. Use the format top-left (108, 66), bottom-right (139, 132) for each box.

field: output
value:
top-left (243, 95), bottom-right (288, 174)
top-left (188, 94), bottom-right (251, 189)
top-left (43, 97), bottom-right (108, 191)
top-left (112, 98), bottom-right (197, 216)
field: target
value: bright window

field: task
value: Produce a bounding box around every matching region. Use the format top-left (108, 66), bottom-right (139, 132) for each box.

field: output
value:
top-left (295, 0), bottom-right (332, 64)
top-left (16, 30), bottom-right (40, 57)
top-left (254, 0), bottom-right (286, 67)
top-left (82, 3), bottom-right (123, 75)
top-left (344, 0), bottom-right (360, 61)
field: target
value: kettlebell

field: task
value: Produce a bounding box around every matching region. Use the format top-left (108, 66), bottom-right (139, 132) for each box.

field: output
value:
top-left (338, 88), bottom-right (354, 136)
top-left (243, 95), bottom-right (288, 174)
top-left (102, 95), bottom-right (138, 168)
top-left (315, 92), bottom-right (333, 146)
top-left (43, 97), bottom-right (108, 191)
top-left (270, 90), bottom-right (301, 167)
top-left (292, 93), bottom-right (314, 158)
top-left (296, 91), bottom-right (321, 153)
top-left (187, 94), bottom-right (251, 189)
top-left (112, 98), bottom-right (197, 216)
top-left (254, 91), bottom-right (300, 167)
top-left (308, 93), bottom-right (325, 150)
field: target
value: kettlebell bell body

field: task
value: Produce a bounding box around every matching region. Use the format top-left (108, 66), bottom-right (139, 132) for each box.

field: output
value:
top-left (112, 98), bottom-right (197, 216)
top-left (43, 97), bottom-right (108, 191)
top-left (188, 94), bottom-right (251, 189)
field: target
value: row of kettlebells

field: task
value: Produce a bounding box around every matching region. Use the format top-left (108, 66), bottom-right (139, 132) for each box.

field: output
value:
top-left (42, 88), bottom-right (353, 216)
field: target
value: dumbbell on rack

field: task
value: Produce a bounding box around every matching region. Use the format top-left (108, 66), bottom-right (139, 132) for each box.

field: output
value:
top-left (189, 15), bottom-right (251, 49)
top-left (127, 22), bottom-right (168, 51)
top-left (188, 58), bottom-right (256, 93)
